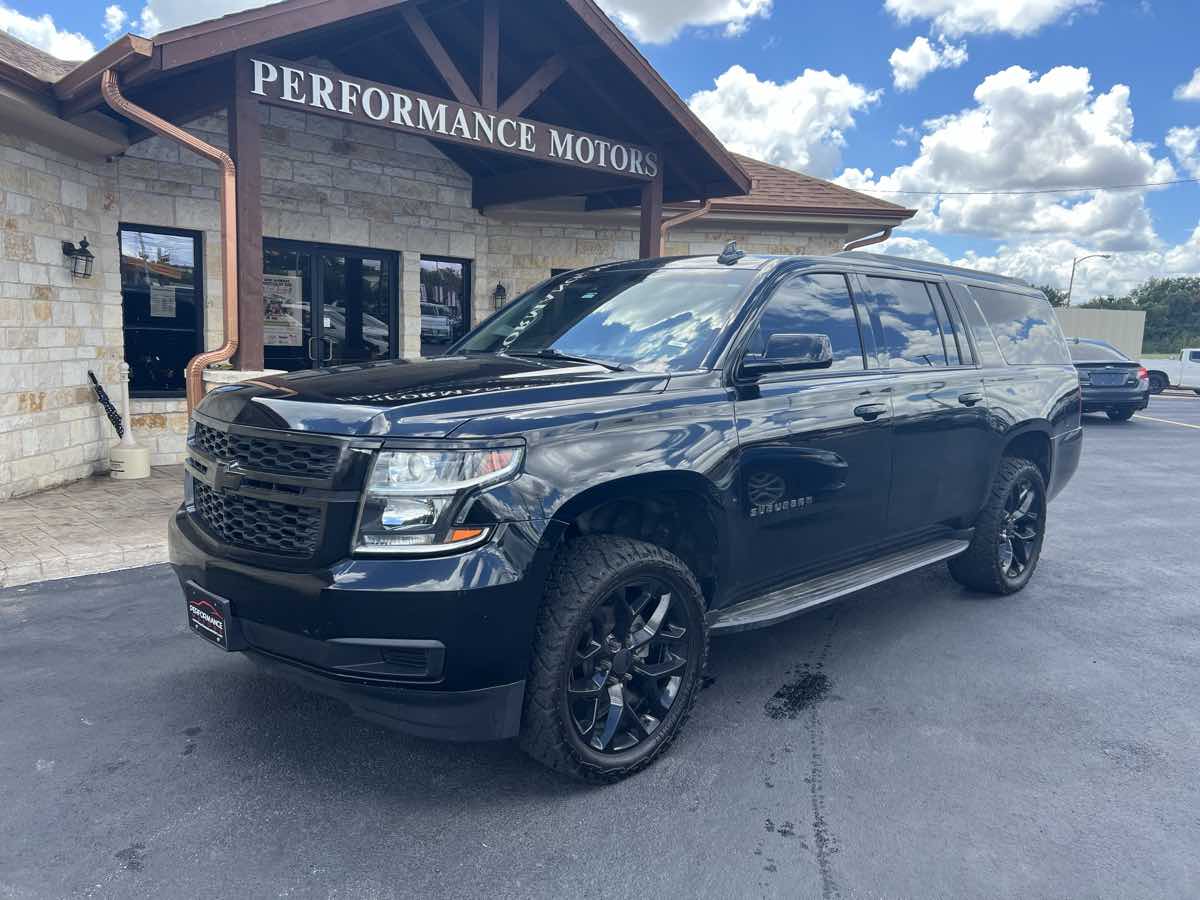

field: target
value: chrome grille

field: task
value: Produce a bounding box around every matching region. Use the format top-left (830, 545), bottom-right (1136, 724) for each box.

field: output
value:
top-left (191, 421), bottom-right (340, 480)
top-left (192, 481), bottom-right (321, 556)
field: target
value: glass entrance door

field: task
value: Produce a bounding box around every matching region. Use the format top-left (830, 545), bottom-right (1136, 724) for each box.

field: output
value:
top-left (264, 240), bottom-right (397, 372)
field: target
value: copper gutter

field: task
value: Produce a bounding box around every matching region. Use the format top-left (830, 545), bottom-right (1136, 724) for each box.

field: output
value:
top-left (659, 200), bottom-right (713, 255)
top-left (842, 226), bottom-right (894, 253)
top-left (101, 68), bottom-right (238, 411)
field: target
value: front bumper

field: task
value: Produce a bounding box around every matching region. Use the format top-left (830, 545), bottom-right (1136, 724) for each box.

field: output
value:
top-left (169, 510), bottom-right (561, 741)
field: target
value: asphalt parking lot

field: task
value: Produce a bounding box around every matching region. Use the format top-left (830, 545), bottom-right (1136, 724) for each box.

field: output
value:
top-left (2, 395), bottom-right (1198, 899)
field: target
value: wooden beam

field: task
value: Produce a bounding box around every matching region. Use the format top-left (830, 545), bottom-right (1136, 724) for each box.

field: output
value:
top-left (474, 166), bottom-right (641, 209)
top-left (639, 167), bottom-right (664, 259)
top-left (401, 4), bottom-right (480, 107)
top-left (499, 52), bottom-right (568, 117)
top-left (480, 0), bottom-right (500, 109)
top-left (229, 52), bottom-right (265, 371)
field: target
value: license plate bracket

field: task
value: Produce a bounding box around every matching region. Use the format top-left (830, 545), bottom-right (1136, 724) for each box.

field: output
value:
top-left (184, 582), bottom-right (247, 651)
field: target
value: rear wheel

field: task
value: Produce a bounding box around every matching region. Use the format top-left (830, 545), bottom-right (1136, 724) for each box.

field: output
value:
top-left (520, 536), bottom-right (708, 782)
top-left (1107, 408), bottom-right (1136, 421)
top-left (949, 457), bottom-right (1047, 595)
top-left (1147, 372), bottom-right (1167, 394)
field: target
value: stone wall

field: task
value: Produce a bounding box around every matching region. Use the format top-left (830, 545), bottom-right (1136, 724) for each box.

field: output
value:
top-left (1, 109), bottom-right (849, 498)
top-left (0, 131), bottom-right (123, 499)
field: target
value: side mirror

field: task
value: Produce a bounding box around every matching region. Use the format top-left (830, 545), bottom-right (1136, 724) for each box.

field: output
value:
top-left (741, 333), bottom-right (834, 378)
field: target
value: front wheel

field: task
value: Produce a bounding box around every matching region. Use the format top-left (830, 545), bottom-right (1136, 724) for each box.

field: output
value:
top-left (520, 536), bottom-right (708, 782)
top-left (949, 457), bottom-right (1047, 595)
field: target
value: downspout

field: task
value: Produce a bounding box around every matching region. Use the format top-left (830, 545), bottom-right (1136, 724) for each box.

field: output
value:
top-left (101, 69), bottom-right (238, 412)
top-left (659, 200), bottom-right (713, 255)
top-left (842, 226), bottom-right (893, 253)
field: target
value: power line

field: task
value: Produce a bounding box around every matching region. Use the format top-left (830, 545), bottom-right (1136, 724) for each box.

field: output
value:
top-left (865, 177), bottom-right (1200, 197)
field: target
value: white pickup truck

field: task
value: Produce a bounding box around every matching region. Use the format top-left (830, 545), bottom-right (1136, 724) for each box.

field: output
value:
top-left (1141, 349), bottom-right (1200, 394)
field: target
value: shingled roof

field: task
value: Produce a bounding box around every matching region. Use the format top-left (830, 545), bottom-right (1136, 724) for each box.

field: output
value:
top-left (716, 154), bottom-right (915, 221)
top-left (0, 30), bottom-right (79, 87)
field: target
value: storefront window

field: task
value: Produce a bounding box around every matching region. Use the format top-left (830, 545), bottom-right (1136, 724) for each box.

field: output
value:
top-left (119, 225), bottom-right (203, 397)
top-left (420, 256), bottom-right (471, 356)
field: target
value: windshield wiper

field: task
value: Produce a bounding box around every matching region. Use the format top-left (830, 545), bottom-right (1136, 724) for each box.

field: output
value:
top-left (504, 349), bottom-right (634, 372)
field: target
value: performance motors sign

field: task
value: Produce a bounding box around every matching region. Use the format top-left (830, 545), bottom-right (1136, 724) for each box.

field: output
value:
top-left (249, 56), bottom-right (659, 180)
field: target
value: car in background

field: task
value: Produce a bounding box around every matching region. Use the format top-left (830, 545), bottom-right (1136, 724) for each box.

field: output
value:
top-left (420, 302), bottom-right (453, 343)
top-left (1067, 337), bottom-right (1149, 421)
top-left (1140, 348), bottom-right (1200, 395)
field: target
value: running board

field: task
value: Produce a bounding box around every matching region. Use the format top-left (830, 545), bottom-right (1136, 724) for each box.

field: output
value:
top-left (709, 537), bottom-right (971, 634)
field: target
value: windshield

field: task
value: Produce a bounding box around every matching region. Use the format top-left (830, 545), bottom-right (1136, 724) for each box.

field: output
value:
top-left (454, 267), bottom-right (755, 372)
top-left (1068, 340), bottom-right (1129, 362)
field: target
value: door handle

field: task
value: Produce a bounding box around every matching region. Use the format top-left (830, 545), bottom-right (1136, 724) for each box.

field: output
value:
top-left (958, 391), bottom-right (984, 407)
top-left (322, 337), bottom-right (334, 363)
top-left (853, 402), bottom-right (889, 421)
top-left (306, 336), bottom-right (319, 362)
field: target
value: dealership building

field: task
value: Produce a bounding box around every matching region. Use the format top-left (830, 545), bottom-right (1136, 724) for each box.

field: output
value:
top-left (0, 0), bottom-right (914, 499)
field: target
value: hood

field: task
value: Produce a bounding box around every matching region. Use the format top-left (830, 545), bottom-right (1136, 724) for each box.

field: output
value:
top-left (196, 355), bottom-right (670, 437)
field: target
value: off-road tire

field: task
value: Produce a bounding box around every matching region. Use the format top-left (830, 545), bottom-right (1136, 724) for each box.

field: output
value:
top-left (949, 457), bottom-right (1047, 595)
top-left (1107, 408), bottom-right (1136, 421)
top-left (519, 536), bottom-right (708, 783)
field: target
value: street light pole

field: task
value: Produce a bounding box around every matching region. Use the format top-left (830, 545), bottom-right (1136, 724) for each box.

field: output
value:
top-left (1066, 254), bottom-right (1113, 306)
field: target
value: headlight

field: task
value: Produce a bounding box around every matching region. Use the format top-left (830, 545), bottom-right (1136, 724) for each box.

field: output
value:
top-left (354, 446), bottom-right (523, 554)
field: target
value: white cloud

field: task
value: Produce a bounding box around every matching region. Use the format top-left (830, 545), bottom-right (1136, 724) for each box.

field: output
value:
top-left (879, 231), bottom-right (1200, 300)
top-left (0, 5), bottom-right (94, 58)
top-left (595, 0), bottom-right (771, 43)
top-left (890, 35), bottom-right (968, 91)
top-left (884, 0), bottom-right (1096, 37)
top-left (837, 65), bottom-right (1175, 250)
top-left (689, 64), bottom-right (880, 176)
top-left (1175, 67), bottom-right (1200, 101)
top-left (102, 5), bottom-right (127, 40)
top-left (1166, 126), bottom-right (1200, 177)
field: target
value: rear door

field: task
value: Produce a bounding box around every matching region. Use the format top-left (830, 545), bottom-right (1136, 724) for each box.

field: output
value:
top-left (853, 273), bottom-right (992, 536)
top-left (1183, 350), bottom-right (1200, 388)
top-left (732, 271), bottom-right (894, 597)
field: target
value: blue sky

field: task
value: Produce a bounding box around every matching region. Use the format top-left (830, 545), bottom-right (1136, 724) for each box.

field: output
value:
top-left (3, 0), bottom-right (1198, 297)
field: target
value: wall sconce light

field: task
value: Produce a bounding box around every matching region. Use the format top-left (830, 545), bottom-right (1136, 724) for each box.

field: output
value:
top-left (492, 282), bottom-right (507, 305)
top-left (62, 237), bottom-right (95, 279)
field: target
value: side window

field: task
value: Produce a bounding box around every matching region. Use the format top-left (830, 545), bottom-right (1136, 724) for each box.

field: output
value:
top-left (865, 276), bottom-right (949, 368)
top-left (970, 286), bottom-right (1071, 365)
top-left (928, 287), bottom-right (961, 366)
top-left (1189, 351), bottom-right (1200, 363)
top-left (750, 273), bottom-right (866, 371)
top-left (937, 285), bottom-right (975, 365)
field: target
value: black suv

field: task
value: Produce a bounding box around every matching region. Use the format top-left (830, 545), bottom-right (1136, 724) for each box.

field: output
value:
top-left (170, 250), bottom-right (1083, 782)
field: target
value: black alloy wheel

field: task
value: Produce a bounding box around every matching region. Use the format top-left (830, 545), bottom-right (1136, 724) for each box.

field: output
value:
top-left (997, 476), bottom-right (1041, 581)
top-left (949, 456), bottom-right (1047, 595)
top-left (1147, 372), bottom-right (1167, 394)
top-left (520, 536), bottom-right (708, 782)
top-left (566, 578), bottom-right (691, 753)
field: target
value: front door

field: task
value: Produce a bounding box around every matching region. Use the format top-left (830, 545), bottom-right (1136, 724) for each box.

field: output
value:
top-left (263, 240), bottom-right (398, 372)
top-left (733, 271), bottom-right (894, 598)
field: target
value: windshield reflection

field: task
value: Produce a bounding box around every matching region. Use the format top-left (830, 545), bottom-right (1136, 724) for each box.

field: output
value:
top-left (455, 268), bottom-right (755, 372)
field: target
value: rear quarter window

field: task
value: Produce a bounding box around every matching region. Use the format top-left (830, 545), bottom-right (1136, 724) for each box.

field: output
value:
top-left (969, 286), bottom-right (1071, 365)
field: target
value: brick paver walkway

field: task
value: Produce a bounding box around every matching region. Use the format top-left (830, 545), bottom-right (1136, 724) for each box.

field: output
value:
top-left (0, 466), bottom-right (183, 588)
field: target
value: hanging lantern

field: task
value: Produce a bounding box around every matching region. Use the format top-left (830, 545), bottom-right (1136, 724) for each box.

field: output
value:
top-left (61, 237), bottom-right (95, 279)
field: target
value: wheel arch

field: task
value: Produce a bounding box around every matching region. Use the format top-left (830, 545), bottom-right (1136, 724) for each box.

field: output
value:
top-left (1000, 424), bottom-right (1052, 483)
top-left (545, 471), bottom-right (732, 610)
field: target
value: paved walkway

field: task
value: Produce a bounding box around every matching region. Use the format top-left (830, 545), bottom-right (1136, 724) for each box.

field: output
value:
top-left (0, 466), bottom-right (182, 588)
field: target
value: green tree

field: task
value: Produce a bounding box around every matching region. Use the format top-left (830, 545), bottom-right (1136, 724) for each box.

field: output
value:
top-left (1129, 277), bottom-right (1200, 354)
top-left (1037, 284), bottom-right (1068, 307)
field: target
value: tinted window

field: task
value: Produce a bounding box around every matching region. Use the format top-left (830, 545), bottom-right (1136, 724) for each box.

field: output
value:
top-left (971, 286), bottom-right (1071, 365)
top-left (866, 276), bottom-right (949, 367)
top-left (1189, 351), bottom-right (1200, 362)
top-left (1068, 341), bottom-right (1129, 362)
top-left (120, 225), bottom-right (203, 396)
top-left (456, 267), bottom-right (753, 372)
top-left (420, 257), bottom-right (471, 356)
top-left (748, 273), bottom-right (865, 371)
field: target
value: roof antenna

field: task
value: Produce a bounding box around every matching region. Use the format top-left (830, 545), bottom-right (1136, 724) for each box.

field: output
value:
top-left (717, 240), bottom-right (745, 265)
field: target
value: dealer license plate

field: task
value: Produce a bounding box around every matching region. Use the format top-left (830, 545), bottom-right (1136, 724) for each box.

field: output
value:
top-left (185, 582), bottom-right (232, 650)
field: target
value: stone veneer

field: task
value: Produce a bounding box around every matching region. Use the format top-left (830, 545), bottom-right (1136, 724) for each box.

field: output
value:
top-left (1, 105), bottom-right (845, 500)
